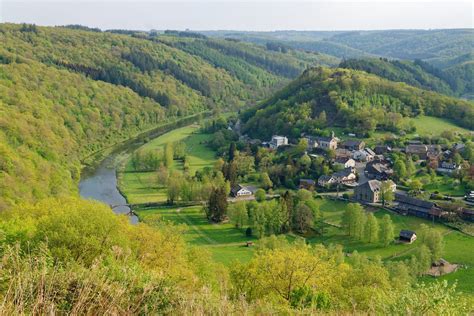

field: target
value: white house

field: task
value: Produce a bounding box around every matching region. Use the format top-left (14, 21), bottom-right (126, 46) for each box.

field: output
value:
top-left (437, 161), bottom-right (461, 174)
top-left (231, 184), bottom-right (257, 197)
top-left (332, 167), bottom-right (357, 184)
top-left (269, 135), bottom-right (288, 149)
top-left (335, 157), bottom-right (356, 169)
top-left (318, 175), bottom-right (336, 187)
top-left (353, 148), bottom-right (376, 162)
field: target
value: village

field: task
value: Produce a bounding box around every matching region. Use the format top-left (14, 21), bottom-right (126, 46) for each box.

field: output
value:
top-left (230, 129), bottom-right (474, 241)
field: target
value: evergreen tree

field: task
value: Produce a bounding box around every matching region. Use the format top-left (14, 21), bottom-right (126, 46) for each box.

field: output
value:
top-left (206, 187), bottom-right (228, 222)
top-left (228, 142), bottom-right (237, 162)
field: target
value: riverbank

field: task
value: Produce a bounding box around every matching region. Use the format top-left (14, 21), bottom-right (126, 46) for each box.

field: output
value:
top-left (78, 112), bottom-right (208, 223)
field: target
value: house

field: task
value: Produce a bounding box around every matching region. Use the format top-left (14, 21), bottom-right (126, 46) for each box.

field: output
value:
top-left (304, 132), bottom-right (339, 151)
top-left (231, 184), bottom-right (257, 197)
top-left (374, 145), bottom-right (392, 155)
top-left (335, 157), bottom-right (356, 169)
top-left (299, 179), bottom-right (316, 190)
top-left (365, 161), bottom-right (394, 180)
top-left (317, 132), bottom-right (339, 150)
top-left (335, 148), bottom-right (352, 160)
top-left (405, 144), bottom-right (428, 159)
top-left (394, 193), bottom-right (442, 220)
top-left (399, 230), bottom-right (417, 243)
top-left (437, 161), bottom-right (461, 174)
top-left (332, 167), bottom-right (357, 184)
top-left (318, 175), bottom-right (336, 187)
top-left (269, 135), bottom-right (288, 149)
top-left (342, 140), bottom-right (365, 151)
top-left (452, 142), bottom-right (466, 153)
top-left (354, 180), bottom-right (382, 203)
top-left (353, 148), bottom-right (376, 162)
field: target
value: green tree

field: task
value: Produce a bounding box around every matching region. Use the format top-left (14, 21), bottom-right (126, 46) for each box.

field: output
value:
top-left (393, 159), bottom-right (407, 179)
top-left (167, 176), bottom-right (182, 204)
top-left (260, 172), bottom-right (273, 190)
top-left (206, 187), bottom-right (228, 222)
top-left (380, 181), bottom-right (394, 206)
top-left (228, 142), bottom-right (236, 162)
top-left (409, 179), bottom-right (423, 195)
top-left (364, 213), bottom-right (379, 243)
top-left (255, 189), bottom-right (266, 202)
top-left (228, 202), bottom-right (248, 228)
top-left (379, 214), bottom-right (395, 247)
top-left (414, 245), bottom-right (432, 275)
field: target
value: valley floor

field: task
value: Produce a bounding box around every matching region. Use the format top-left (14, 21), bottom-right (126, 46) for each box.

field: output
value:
top-left (118, 124), bottom-right (474, 296)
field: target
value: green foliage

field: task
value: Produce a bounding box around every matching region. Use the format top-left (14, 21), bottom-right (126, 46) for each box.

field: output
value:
top-left (340, 58), bottom-right (457, 96)
top-left (0, 23), bottom-right (319, 209)
top-left (254, 189), bottom-right (266, 202)
top-left (379, 214), bottom-right (395, 247)
top-left (241, 67), bottom-right (474, 139)
top-left (206, 187), bottom-right (228, 222)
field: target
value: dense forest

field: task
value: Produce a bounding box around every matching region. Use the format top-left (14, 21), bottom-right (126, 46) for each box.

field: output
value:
top-left (339, 58), bottom-right (461, 97)
top-left (204, 29), bottom-right (473, 66)
top-left (241, 67), bottom-right (474, 139)
top-left (0, 24), bottom-right (322, 209)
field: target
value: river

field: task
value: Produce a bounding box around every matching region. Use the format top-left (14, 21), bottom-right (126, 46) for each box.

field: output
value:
top-left (79, 154), bottom-right (139, 224)
top-left (77, 114), bottom-right (205, 224)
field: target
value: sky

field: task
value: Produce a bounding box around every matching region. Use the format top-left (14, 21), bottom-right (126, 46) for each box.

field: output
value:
top-left (1, 0), bottom-right (473, 31)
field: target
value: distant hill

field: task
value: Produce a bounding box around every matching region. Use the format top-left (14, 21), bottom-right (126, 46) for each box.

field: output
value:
top-left (240, 67), bottom-right (474, 140)
top-left (339, 58), bottom-right (472, 98)
top-left (0, 23), bottom-right (324, 208)
top-left (203, 29), bottom-right (474, 67)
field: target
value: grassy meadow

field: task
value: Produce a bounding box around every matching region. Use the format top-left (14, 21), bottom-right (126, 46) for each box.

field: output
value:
top-left (136, 206), bottom-right (255, 265)
top-left (307, 198), bottom-right (473, 295)
top-left (408, 115), bottom-right (472, 136)
top-left (119, 125), bottom-right (216, 204)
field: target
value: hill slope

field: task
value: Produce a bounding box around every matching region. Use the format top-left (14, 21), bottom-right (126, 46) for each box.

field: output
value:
top-left (206, 29), bottom-right (474, 66)
top-left (241, 67), bottom-right (474, 139)
top-left (338, 58), bottom-right (468, 97)
top-left (0, 23), bottom-right (322, 209)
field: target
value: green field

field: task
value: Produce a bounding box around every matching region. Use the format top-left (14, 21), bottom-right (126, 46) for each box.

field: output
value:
top-left (408, 115), bottom-right (471, 136)
top-left (308, 199), bottom-right (473, 295)
top-left (308, 199), bottom-right (449, 258)
top-left (119, 125), bottom-right (216, 204)
top-left (136, 206), bottom-right (255, 265)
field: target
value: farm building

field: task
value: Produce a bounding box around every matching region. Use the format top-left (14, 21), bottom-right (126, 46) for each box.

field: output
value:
top-left (394, 193), bottom-right (442, 220)
top-left (399, 230), bottom-right (417, 243)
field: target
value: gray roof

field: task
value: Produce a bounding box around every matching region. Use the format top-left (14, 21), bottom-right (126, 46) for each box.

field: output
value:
top-left (358, 180), bottom-right (381, 192)
top-left (333, 167), bottom-right (354, 178)
top-left (400, 230), bottom-right (416, 238)
top-left (343, 139), bottom-right (364, 147)
top-left (299, 179), bottom-right (315, 185)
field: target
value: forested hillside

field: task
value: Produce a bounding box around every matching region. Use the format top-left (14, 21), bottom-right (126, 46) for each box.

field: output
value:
top-left (339, 58), bottom-right (472, 98)
top-left (241, 67), bottom-right (474, 139)
top-left (204, 29), bottom-right (473, 66)
top-left (0, 23), bottom-right (320, 209)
